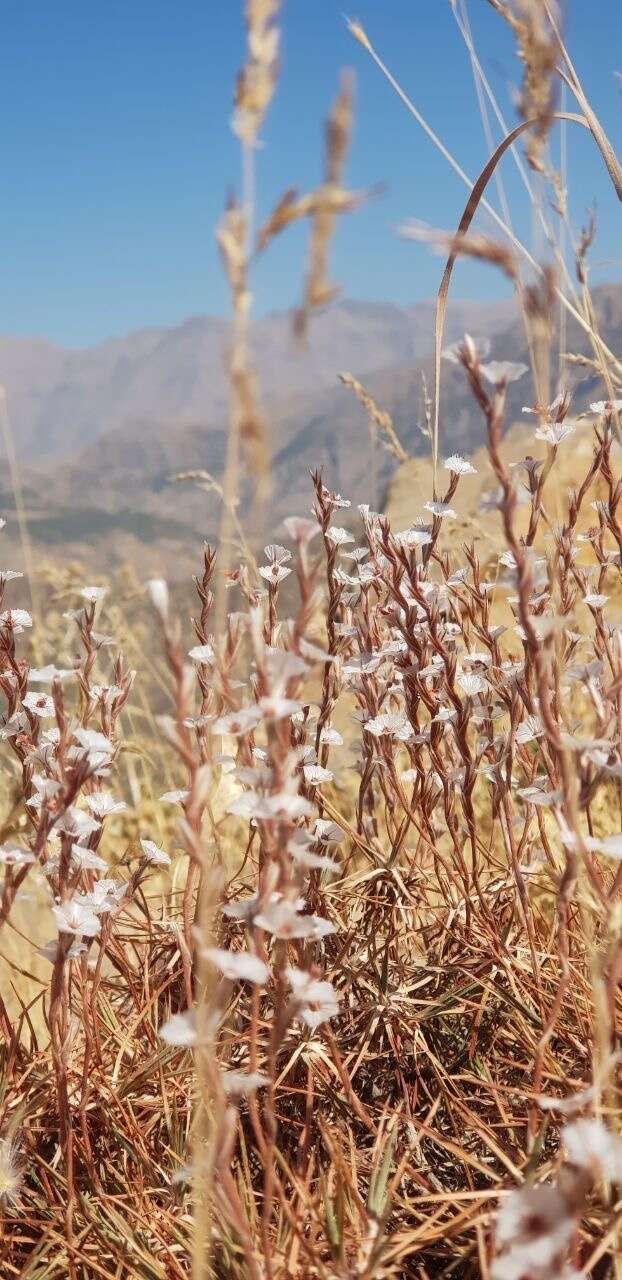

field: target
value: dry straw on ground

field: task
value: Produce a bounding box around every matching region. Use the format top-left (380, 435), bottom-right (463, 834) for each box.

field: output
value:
top-left (2, 3), bottom-right (622, 1279)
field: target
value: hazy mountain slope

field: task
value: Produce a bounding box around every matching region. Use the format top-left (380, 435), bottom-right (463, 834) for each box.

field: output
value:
top-left (2, 285), bottom-right (621, 577)
top-left (0, 297), bottom-right (516, 461)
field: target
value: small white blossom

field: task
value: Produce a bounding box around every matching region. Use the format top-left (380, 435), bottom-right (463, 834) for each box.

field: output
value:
top-left (287, 968), bottom-right (339, 1028)
top-left (188, 643), bottom-right (215, 664)
top-left (535, 421), bottom-right (575, 445)
top-left (140, 838), bottom-right (172, 866)
top-left (480, 360), bottom-right (528, 385)
top-left (457, 672), bottom-right (488, 696)
top-left (325, 526), bottom-right (355, 546)
top-left (81, 586), bottom-right (108, 604)
top-left (223, 1071), bottom-right (269, 1096)
top-left (494, 1184), bottom-right (574, 1275)
top-left (563, 1118), bottom-right (622, 1182)
top-left (289, 844), bottom-right (339, 873)
top-left (258, 563), bottom-right (292, 585)
top-left (160, 789), bottom-right (189, 805)
top-left (54, 807), bottom-right (101, 840)
top-left (0, 608), bottom-right (32, 632)
top-left (264, 543), bottom-right (291, 565)
top-left (85, 792), bottom-right (127, 818)
top-left (29, 665), bottom-right (74, 683)
top-left (313, 819), bottom-right (345, 844)
top-left (444, 454), bottom-right (476, 475)
top-left (255, 900), bottom-right (336, 940)
top-left (80, 878), bottom-right (127, 915)
top-left (319, 726), bottom-right (343, 746)
top-left (212, 707), bottom-right (263, 736)
top-left (424, 501), bottom-right (456, 519)
top-left (515, 715), bottom-right (543, 745)
top-left (204, 948), bottom-right (269, 985)
top-left (159, 1011), bottom-right (197, 1047)
top-left (146, 578), bottom-right (169, 618)
top-left (590, 400), bottom-right (622, 415)
top-left (71, 844), bottom-right (108, 872)
top-left (303, 764), bottom-right (333, 785)
top-left (74, 727), bottom-right (115, 758)
top-left (0, 845), bottom-right (35, 867)
top-left (283, 516), bottom-right (321, 544)
top-left (23, 692), bottom-right (55, 719)
top-left (586, 834), bottom-right (622, 858)
top-left (53, 898), bottom-right (101, 938)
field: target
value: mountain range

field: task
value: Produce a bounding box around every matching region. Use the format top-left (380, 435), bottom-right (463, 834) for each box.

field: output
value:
top-left (0, 286), bottom-right (619, 578)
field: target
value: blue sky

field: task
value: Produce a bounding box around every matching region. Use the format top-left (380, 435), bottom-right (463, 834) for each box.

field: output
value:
top-left (1, 0), bottom-right (620, 345)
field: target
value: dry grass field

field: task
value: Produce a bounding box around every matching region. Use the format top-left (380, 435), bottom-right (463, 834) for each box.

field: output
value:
top-left (3, 2), bottom-right (622, 1278)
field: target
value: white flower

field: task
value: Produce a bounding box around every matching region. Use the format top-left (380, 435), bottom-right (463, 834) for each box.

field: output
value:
top-left (283, 516), bottom-right (321, 544)
top-left (515, 715), bottom-right (543, 745)
top-left (319, 726), bottom-right (343, 746)
top-left (71, 844), bottom-right (108, 872)
top-left (457, 672), bottom-right (488, 696)
top-left (39, 939), bottom-right (86, 963)
top-left (288, 841), bottom-right (339, 873)
top-left (0, 608), bottom-right (32, 632)
top-left (590, 400), bottom-right (622, 415)
top-left (212, 707), bottom-right (263, 736)
top-left (258, 696), bottom-right (302, 722)
top-left (80, 878), bottom-right (127, 915)
top-left (227, 790), bottom-right (271, 820)
top-left (287, 968), bottom-right (339, 1028)
top-left (258, 563), bottom-right (292, 584)
top-left (53, 898), bottom-right (101, 938)
top-left (0, 569), bottom-right (22, 583)
top-left (204, 948), bottom-right (269, 985)
top-left (0, 845), bottom-right (35, 867)
top-left (313, 819), bottom-right (345, 844)
top-left (146, 578), bottom-right (169, 618)
top-left (188, 643), bottom-right (215, 664)
top-left (303, 764), bottom-right (334, 785)
top-left (254, 901), bottom-right (336, 940)
top-left (81, 586), bottom-right (108, 603)
top-left (223, 1071), bottom-right (269, 1097)
top-left (396, 527), bottom-right (433, 548)
top-left (444, 454), bottom-right (476, 475)
top-left (321, 488), bottom-right (351, 509)
top-left (535, 421), bottom-right (575, 445)
top-left (28, 665), bottom-right (74, 683)
top-left (480, 360), bottom-right (528, 385)
top-left (563, 1118), bottom-right (622, 1182)
top-left (584, 592), bottom-right (608, 609)
top-left (264, 543), bottom-right (291, 564)
top-left (74, 727), bottom-right (115, 758)
top-left (442, 335), bottom-right (490, 365)
top-left (494, 1185), bottom-right (574, 1278)
top-left (54, 807), bottom-right (101, 840)
top-left (325, 526), bottom-right (355, 546)
top-left (517, 785), bottom-right (561, 807)
top-left (222, 893), bottom-right (261, 922)
top-left (586, 833), bottom-right (622, 858)
top-left (365, 712), bottom-right (412, 741)
top-left (159, 1011), bottom-right (197, 1047)
top-left (160, 789), bottom-right (189, 805)
top-left (424, 501), bottom-right (456, 519)
top-left (140, 838), bottom-right (171, 866)
top-left (23, 692), bottom-right (55, 719)
top-left (85, 792), bottom-right (127, 818)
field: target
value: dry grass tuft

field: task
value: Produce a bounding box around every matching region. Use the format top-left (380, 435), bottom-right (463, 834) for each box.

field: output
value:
top-left (3, 4), bottom-right (622, 1279)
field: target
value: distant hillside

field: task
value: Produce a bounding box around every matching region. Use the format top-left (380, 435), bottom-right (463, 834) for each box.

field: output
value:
top-left (0, 297), bottom-right (516, 462)
top-left (1, 286), bottom-right (620, 577)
